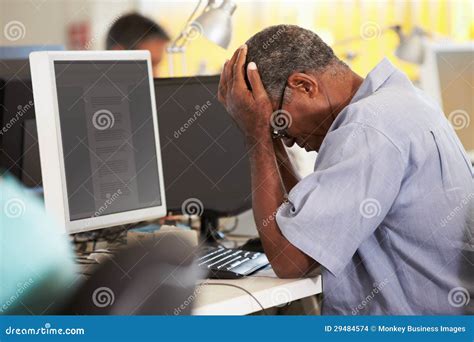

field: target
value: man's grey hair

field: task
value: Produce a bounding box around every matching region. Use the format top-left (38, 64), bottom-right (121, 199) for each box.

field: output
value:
top-left (246, 25), bottom-right (344, 103)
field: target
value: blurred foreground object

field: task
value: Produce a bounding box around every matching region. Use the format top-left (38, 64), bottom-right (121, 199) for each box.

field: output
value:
top-left (62, 234), bottom-right (204, 315)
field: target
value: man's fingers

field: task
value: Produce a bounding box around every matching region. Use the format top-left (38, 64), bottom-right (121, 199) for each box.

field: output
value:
top-left (217, 82), bottom-right (226, 104)
top-left (232, 44), bottom-right (247, 88)
top-left (225, 47), bottom-right (241, 86)
top-left (218, 60), bottom-right (229, 104)
top-left (247, 62), bottom-right (267, 101)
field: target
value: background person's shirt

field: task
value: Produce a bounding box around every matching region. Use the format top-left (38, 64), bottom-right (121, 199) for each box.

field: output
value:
top-left (276, 58), bottom-right (474, 315)
top-left (0, 173), bottom-right (77, 314)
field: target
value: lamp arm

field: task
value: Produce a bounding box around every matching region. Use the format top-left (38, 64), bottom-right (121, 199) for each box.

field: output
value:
top-left (170, 0), bottom-right (204, 49)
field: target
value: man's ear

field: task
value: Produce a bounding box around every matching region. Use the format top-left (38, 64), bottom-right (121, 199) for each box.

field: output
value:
top-left (287, 72), bottom-right (318, 98)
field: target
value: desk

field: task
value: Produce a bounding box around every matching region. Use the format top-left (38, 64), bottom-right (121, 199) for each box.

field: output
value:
top-left (79, 228), bottom-right (323, 315)
top-left (132, 228), bottom-right (323, 315)
top-left (194, 272), bottom-right (322, 315)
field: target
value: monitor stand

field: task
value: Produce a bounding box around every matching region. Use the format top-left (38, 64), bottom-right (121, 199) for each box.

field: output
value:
top-left (200, 210), bottom-right (224, 245)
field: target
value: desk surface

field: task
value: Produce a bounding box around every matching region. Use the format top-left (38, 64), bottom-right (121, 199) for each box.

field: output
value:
top-left (130, 229), bottom-right (323, 315)
top-left (78, 229), bottom-right (322, 315)
top-left (194, 271), bottom-right (322, 315)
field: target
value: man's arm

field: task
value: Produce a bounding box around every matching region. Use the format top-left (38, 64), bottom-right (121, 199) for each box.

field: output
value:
top-left (273, 139), bottom-right (300, 193)
top-left (248, 135), bottom-right (317, 278)
top-left (218, 45), bottom-right (318, 278)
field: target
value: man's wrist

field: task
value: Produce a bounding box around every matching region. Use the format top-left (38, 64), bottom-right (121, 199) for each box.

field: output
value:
top-left (245, 131), bottom-right (273, 151)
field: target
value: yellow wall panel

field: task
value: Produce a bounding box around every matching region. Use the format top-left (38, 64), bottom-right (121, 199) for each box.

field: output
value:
top-left (148, 0), bottom-right (473, 79)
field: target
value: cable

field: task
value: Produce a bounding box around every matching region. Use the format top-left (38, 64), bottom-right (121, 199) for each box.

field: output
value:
top-left (205, 282), bottom-right (267, 315)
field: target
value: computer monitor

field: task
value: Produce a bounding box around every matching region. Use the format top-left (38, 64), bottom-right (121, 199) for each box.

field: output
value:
top-left (0, 78), bottom-right (35, 181)
top-left (0, 56), bottom-right (41, 184)
top-left (420, 42), bottom-right (474, 161)
top-left (0, 59), bottom-right (32, 81)
top-left (21, 119), bottom-right (42, 188)
top-left (30, 51), bottom-right (166, 233)
top-left (154, 76), bottom-right (252, 240)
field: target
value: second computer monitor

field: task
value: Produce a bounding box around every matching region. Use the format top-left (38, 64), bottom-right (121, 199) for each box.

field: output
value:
top-left (154, 76), bottom-right (252, 216)
top-left (421, 42), bottom-right (474, 159)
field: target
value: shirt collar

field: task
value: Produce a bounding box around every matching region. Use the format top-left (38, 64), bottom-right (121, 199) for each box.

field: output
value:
top-left (350, 58), bottom-right (397, 104)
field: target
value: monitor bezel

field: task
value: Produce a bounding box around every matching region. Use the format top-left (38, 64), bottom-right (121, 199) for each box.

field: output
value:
top-left (30, 50), bottom-right (167, 234)
top-left (420, 41), bottom-right (474, 108)
top-left (420, 41), bottom-right (474, 161)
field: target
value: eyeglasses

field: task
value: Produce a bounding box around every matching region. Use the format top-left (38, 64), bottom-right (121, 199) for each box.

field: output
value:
top-left (271, 83), bottom-right (292, 140)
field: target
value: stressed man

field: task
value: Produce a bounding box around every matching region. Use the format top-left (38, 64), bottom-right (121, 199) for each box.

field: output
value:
top-left (218, 25), bottom-right (473, 315)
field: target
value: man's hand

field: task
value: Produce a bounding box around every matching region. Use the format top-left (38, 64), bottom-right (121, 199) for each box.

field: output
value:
top-left (218, 45), bottom-right (273, 141)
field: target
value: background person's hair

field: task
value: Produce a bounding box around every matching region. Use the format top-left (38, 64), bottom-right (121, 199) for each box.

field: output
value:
top-left (245, 24), bottom-right (344, 103)
top-left (106, 13), bottom-right (170, 50)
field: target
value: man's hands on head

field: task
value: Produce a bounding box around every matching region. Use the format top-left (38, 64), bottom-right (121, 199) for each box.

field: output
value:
top-left (217, 45), bottom-right (319, 279)
top-left (218, 44), bottom-right (273, 142)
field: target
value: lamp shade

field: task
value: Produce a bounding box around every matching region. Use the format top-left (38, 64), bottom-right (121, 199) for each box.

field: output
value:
top-left (191, 0), bottom-right (236, 49)
top-left (394, 27), bottom-right (427, 64)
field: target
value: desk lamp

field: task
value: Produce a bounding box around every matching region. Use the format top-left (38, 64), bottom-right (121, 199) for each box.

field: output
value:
top-left (167, 0), bottom-right (237, 75)
top-left (334, 25), bottom-right (429, 65)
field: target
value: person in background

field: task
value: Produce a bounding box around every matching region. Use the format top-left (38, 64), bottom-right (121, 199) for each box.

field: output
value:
top-left (106, 13), bottom-right (170, 74)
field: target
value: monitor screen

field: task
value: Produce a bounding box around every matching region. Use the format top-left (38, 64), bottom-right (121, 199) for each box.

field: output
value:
top-left (21, 119), bottom-right (42, 188)
top-left (0, 78), bottom-right (34, 179)
top-left (436, 50), bottom-right (474, 152)
top-left (155, 76), bottom-right (252, 216)
top-left (54, 60), bottom-right (162, 220)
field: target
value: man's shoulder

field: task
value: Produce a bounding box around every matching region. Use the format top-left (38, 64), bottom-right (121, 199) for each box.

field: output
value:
top-left (336, 80), bottom-right (445, 144)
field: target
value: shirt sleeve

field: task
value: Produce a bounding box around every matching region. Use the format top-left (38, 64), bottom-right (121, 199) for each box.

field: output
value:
top-left (276, 122), bottom-right (405, 276)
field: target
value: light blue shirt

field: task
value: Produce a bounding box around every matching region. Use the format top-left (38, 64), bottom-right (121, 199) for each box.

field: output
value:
top-left (276, 58), bottom-right (474, 315)
top-left (0, 174), bottom-right (77, 314)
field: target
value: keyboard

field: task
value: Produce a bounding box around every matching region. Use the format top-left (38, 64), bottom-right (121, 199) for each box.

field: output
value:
top-left (198, 246), bottom-right (269, 279)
